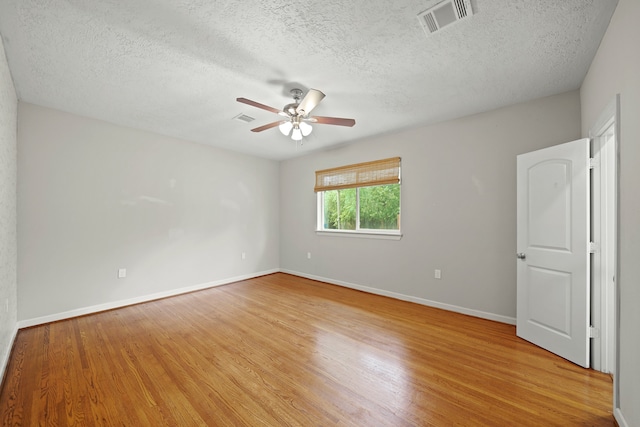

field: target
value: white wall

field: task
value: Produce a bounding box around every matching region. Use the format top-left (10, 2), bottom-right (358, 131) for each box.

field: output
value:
top-left (580, 0), bottom-right (639, 425)
top-left (280, 91), bottom-right (581, 321)
top-left (18, 103), bottom-right (279, 322)
top-left (0, 38), bottom-right (17, 375)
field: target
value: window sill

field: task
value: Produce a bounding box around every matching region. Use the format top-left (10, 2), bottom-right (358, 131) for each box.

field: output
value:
top-left (315, 230), bottom-right (403, 240)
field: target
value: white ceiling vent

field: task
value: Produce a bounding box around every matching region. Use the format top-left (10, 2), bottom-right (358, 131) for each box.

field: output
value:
top-left (417, 0), bottom-right (473, 36)
top-left (234, 113), bottom-right (255, 123)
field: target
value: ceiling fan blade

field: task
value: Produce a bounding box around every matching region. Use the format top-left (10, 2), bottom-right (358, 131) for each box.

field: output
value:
top-left (296, 89), bottom-right (325, 116)
top-left (309, 116), bottom-right (356, 127)
top-left (237, 97), bottom-right (282, 114)
top-left (251, 121), bottom-right (283, 132)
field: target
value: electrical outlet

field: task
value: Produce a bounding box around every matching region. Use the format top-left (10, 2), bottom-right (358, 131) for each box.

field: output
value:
top-left (434, 269), bottom-right (442, 279)
top-left (118, 268), bottom-right (127, 279)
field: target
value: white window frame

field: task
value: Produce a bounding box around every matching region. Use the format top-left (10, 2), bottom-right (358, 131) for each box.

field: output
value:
top-left (316, 184), bottom-right (402, 240)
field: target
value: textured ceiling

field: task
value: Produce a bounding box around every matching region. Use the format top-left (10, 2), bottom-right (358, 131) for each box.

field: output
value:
top-left (0, 0), bottom-right (618, 160)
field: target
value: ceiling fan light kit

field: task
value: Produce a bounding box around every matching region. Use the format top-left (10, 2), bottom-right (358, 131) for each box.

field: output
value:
top-left (291, 127), bottom-right (303, 141)
top-left (278, 120), bottom-right (293, 135)
top-left (280, 115), bottom-right (313, 140)
top-left (237, 88), bottom-right (355, 143)
top-left (299, 121), bottom-right (312, 136)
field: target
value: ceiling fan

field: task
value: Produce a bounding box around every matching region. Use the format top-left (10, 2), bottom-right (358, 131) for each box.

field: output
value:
top-left (236, 88), bottom-right (356, 141)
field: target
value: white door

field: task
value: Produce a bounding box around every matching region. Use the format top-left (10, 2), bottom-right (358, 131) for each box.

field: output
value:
top-left (516, 138), bottom-right (590, 368)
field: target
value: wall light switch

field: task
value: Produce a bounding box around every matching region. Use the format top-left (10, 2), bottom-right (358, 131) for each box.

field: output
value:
top-left (307, 252), bottom-right (311, 259)
top-left (434, 269), bottom-right (442, 279)
top-left (118, 268), bottom-right (127, 279)
top-left (241, 252), bottom-right (246, 260)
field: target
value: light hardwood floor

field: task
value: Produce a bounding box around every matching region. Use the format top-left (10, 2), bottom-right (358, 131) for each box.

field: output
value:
top-left (1, 273), bottom-right (613, 426)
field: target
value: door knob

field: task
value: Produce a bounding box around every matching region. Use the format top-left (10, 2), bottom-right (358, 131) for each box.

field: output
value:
top-left (516, 253), bottom-right (526, 260)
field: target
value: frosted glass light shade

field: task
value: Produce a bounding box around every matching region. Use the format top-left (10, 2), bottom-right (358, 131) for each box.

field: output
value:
top-left (299, 121), bottom-right (313, 136)
top-left (279, 121), bottom-right (293, 136)
top-left (291, 127), bottom-right (303, 141)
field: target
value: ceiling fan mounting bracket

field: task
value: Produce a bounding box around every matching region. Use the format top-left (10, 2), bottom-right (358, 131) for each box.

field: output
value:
top-left (290, 88), bottom-right (303, 102)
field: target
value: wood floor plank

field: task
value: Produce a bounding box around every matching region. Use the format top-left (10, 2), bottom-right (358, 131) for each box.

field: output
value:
top-left (0, 273), bottom-right (613, 426)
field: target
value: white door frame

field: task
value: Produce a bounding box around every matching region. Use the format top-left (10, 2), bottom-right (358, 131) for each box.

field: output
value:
top-left (588, 95), bottom-right (619, 376)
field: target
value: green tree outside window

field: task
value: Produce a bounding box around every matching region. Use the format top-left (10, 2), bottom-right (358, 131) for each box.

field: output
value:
top-left (322, 184), bottom-right (399, 231)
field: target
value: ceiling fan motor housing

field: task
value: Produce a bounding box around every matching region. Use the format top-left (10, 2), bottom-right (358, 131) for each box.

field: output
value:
top-left (283, 102), bottom-right (300, 117)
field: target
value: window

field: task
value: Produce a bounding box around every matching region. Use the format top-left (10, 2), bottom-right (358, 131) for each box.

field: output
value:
top-left (315, 157), bottom-right (401, 236)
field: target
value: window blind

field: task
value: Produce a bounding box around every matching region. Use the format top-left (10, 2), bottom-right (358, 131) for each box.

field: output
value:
top-left (314, 157), bottom-right (401, 192)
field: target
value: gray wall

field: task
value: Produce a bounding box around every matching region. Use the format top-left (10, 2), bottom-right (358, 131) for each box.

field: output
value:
top-left (18, 103), bottom-right (280, 322)
top-left (280, 90), bottom-right (581, 321)
top-left (580, 0), bottom-right (639, 424)
top-left (0, 38), bottom-right (17, 374)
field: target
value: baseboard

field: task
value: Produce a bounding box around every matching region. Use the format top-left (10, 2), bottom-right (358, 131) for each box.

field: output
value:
top-left (18, 268), bottom-right (517, 329)
top-left (614, 408), bottom-right (629, 427)
top-left (281, 270), bottom-right (516, 325)
top-left (0, 326), bottom-right (18, 387)
top-left (17, 269), bottom-right (279, 329)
